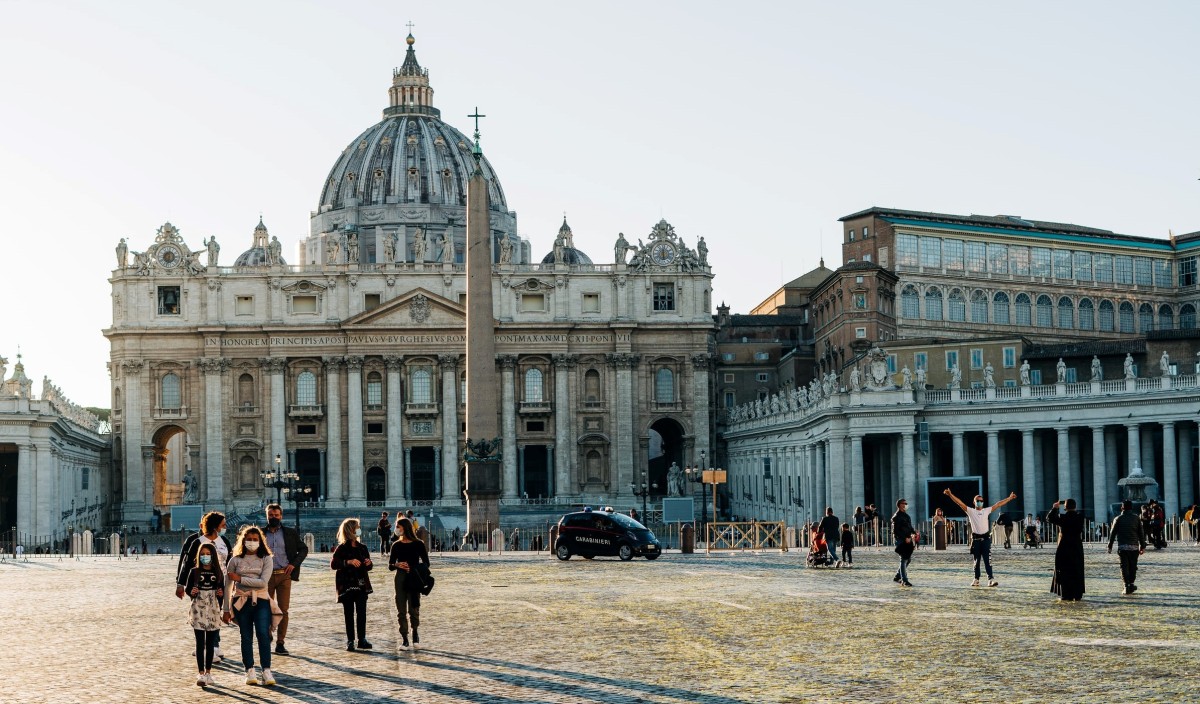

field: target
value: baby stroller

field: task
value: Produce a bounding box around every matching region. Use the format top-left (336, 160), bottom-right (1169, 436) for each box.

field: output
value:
top-left (1023, 524), bottom-right (1041, 549)
top-left (806, 529), bottom-right (838, 568)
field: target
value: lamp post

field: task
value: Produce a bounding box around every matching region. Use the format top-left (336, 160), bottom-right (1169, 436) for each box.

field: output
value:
top-left (288, 484), bottom-right (313, 531)
top-left (261, 453), bottom-right (300, 506)
top-left (630, 471), bottom-right (657, 526)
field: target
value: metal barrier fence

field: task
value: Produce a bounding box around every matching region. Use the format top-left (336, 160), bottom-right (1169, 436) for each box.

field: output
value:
top-left (705, 521), bottom-right (788, 552)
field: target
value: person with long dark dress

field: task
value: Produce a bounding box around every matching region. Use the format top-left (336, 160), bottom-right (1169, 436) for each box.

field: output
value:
top-left (1047, 498), bottom-right (1085, 601)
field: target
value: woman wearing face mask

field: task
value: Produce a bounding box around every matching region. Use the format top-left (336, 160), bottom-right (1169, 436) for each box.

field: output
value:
top-left (176, 512), bottom-right (231, 662)
top-left (944, 488), bottom-right (1017, 588)
top-left (222, 526), bottom-right (278, 686)
top-left (331, 518), bottom-right (373, 651)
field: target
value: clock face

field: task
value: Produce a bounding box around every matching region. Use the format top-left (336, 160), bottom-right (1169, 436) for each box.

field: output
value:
top-left (156, 244), bottom-right (182, 268)
top-left (650, 242), bottom-right (676, 266)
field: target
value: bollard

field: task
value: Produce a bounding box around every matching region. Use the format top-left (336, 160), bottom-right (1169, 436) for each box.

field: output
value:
top-left (680, 524), bottom-right (695, 554)
top-left (491, 528), bottom-right (504, 554)
top-left (548, 525), bottom-right (559, 557)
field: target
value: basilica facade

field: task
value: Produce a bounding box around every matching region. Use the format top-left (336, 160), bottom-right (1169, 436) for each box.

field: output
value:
top-left (105, 34), bottom-right (716, 527)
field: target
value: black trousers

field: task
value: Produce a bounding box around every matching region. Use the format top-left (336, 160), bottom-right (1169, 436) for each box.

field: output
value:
top-left (1118, 549), bottom-right (1140, 587)
top-left (341, 592), bottom-right (368, 641)
top-left (193, 629), bottom-right (217, 672)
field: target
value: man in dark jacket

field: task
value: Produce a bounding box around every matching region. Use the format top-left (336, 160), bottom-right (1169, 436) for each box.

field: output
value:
top-left (818, 508), bottom-right (840, 557)
top-left (891, 498), bottom-right (917, 587)
top-left (263, 503), bottom-right (310, 655)
top-left (1107, 500), bottom-right (1146, 595)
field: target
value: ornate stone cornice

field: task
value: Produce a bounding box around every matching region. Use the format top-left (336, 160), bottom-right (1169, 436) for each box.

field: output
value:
top-left (691, 353), bottom-right (712, 370)
top-left (119, 359), bottom-right (144, 374)
top-left (259, 357), bottom-right (287, 373)
top-left (344, 355), bottom-right (364, 372)
top-left (198, 358), bottom-right (230, 374)
top-left (606, 353), bottom-right (640, 370)
top-left (437, 354), bottom-right (459, 371)
top-left (383, 355), bottom-right (404, 371)
top-left (553, 354), bottom-right (578, 369)
top-left (323, 356), bottom-right (345, 372)
top-left (496, 354), bottom-right (518, 370)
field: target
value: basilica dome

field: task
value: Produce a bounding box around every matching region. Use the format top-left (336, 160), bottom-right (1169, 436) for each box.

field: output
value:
top-left (234, 218), bottom-right (286, 267)
top-left (540, 217), bottom-right (593, 265)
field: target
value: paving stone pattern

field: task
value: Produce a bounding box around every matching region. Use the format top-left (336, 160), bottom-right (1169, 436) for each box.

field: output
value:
top-left (1, 544), bottom-right (1196, 703)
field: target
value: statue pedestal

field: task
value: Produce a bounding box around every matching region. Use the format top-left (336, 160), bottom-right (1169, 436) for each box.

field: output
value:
top-left (464, 460), bottom-right (502, 540)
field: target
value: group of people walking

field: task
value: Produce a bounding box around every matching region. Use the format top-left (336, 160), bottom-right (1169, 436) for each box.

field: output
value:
top-left (174, 506), bottom-right (430, 688)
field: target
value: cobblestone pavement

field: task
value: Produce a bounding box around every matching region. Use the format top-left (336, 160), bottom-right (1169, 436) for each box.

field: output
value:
top-left (1, 543), bottom-right (1196, 703)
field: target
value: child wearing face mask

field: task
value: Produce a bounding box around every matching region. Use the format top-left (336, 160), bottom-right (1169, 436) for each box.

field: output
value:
top-left (187, 543), bottom-right (225, 687)
top-left (222, 526), bottom-right (278, 686)
top-left (943, 488), bottom-right (1018, 588)
top-left (331, 518), bottom-right (374, 651)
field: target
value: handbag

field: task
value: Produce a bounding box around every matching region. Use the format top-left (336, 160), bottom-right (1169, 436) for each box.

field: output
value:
top-left (416, 563), bottom-right (434, 595)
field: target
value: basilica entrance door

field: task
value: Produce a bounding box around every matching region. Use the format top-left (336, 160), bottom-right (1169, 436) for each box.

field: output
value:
top-left (366, 467), bottom-right (386, 504)
top-left (151, 425), bottom-right (187, 508)
top-left (294, 449), bottom-right (321, 500)
top-left (522, 445), bottom-right (549, 499)
top-left (410, 447), bottom-right (436, 501)
top-left (648, 418), bottom-right (684, 497)
top-left (0, 445), bottom-right (16, 534)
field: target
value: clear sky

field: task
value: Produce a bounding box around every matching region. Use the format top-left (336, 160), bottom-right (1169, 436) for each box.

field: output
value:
top-left (2, 1), bottom-right (1197, 408)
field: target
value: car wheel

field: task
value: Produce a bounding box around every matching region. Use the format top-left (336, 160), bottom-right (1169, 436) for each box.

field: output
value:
top-left (618, 544), bottom-right (634, 561)
top-left (645, 553), bottom-right (659, 561)
top-left (555, 543), bottom-right (571, 561)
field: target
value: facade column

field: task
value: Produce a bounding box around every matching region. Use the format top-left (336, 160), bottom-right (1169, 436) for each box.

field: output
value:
top-left (814, 444), bottom-right (826, 513)
top-left (317, 448), bottom-right (326, 501)
top-left (499, 356), bottom-right (518, 498)
top-left (438, 355), bottom-right (459, 501)
top-left (985, 430), bottom-right (1000, 502)
top-left (1091, 426), bottom-right (1109, 523)
top-left (1056, 426), bottom-right (1071, 504)
top-left (1125, 423), bottom-right (1141, 477)
top-left (691, 354), bottom-right (711, 472)
top-left (1140, 426), bottom-right (1157, 481)
top-left (201, 359), bottom-right (227, 506)
top-left (900, 432), bottom-right (917, 516)
top-left (951, 431), bottom-right (966, 477)
top-left (546, 442), bottom-right (556, 497)
top-left (518, 445), bottom-right (526, 496)
top-left (35, 445), bottom-right (55, 538)
top-left (1068, 430), bottom-right (1082, 502)
top-left (384, 356), bottom-right (405, 503)
top-left (345, 356), bottom-right (365, 504)
top-left (403, 448), bottom-right (412, 499)
top-left (1021, 429), bottom-right (1038, 516)
top-left (850, 434), bottom-right (865, 513)
top-left (915, 438), bottom-right (931, 519)
top-left (611, 354), bottom-right (638, 497)
top-left (1104, 430), bottom-right (1119, 502)
top-left (16, 444), bottom-right (32, 536)
top-left (1179, 424), bottom-right (1194, 508)
top-left (323, 357), bottom-right (344, 505)
top-left (121, 360), bottom-right (146, 510)
top-left (828, 434), bottom-right (847, 518)
top-left (432, 446), bottom-right (442, 498)
top-left (1161, 421), bottom-right (1178, 517)
top-left (264, 357), bottom-right (287, 497)
top-left (553, 355), bottom-right (574, 497)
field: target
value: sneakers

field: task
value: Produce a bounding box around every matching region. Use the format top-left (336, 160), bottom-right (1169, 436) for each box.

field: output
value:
top-left (971, 579), bottom-right (980, 587)
top-left (204, 673), bottom-right (214, 687)
top-left (412, 629), bottom-right (420, 648)
top-left (400, 635), bottom-right (410, 651)
top-left (245, 668), bottom-right (260, 686)
top-left (893, 574), bottom-right (901, 583)
top-left (902, 581), bottom-right (914, 588)
top-left (261, 668), bottom-right (276, 686)
top-left (196, 674), bottom-right (207, 688)
top-left (274, 642), bottom-right (290, 656)
top-left (346, 640), bottom-right (356, 652)
top-left (214, 646), bottom-right (224, 662)
top-left (834, 560), bottom-right (842, 568)
top-left (357, 640), bottom-right (373, 650)
top-left (988, 579), bottom-right (999, 587)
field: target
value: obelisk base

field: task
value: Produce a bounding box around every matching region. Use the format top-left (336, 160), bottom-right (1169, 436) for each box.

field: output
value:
top-left (464, 460), bottom-right (502, 542)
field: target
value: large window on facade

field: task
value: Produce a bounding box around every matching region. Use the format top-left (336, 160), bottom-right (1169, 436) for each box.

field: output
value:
top-left (1036, 295), bottom-right (1053, 327)
top-left (993, 292), bottom-right (1010, 325)
top-left (161, 373), bottom-right (181, 409)
top-left (1159, 304), bottom-right (1174, 331)
top-left (1057, 297), bottom-right (1074, 329)
top-left (410, 369), bottom-right (432, 404)
top-left (1078, 298), bottom-right (1095, 331)
top-left (1003, 347), bottom-right (1016, 368)
top-left (914, 352), bottom-right (928, 371)
top-left (970, 290), bottom-right (988, 323)
top-left (901, 285), bottom-right (920, 318)
top-left (157, 286), bottom-right (181, 315)
top-left (1098, 300), bottom-right (1115, 331)
top-left (920, 237), bottom-right (941, 268)
top-left (1031, 248), bottom-right (1052, 277)
top-left (1181, 257), bottom-right (1198, 287)
top-left (524, 368), bottom-right (544, 402)
top-left (1015, 293), bottom-right (1032, 326)
top-left (896, 234), bottom-right (918, 266)
top-left (948, 289), bottom-right (966, 322)
top-left (584, 369), bottom-right (601, 405)
top-left (964, 241), bottom-right (986, 273)
top-left (1154, 259), bottom-right (1172, 287)
top-left (366, 372), bottom-right (383, 407)
top-left (1074, 252), bottom-right (1092, 281)
top-left (296, 371), bottom-right (317, 406)
top-left (1180, 304), bottom-right (1196, 330)
top-left (925, 287), bottom-right (943, 321)
top-left (655, 368), bottom-right (674, 403)
top-left (945, 350), bottom-right (958, 370)
top-left (1053, 250), bottom-right (1073, 279)
top-left (943, 239), bottom-right (964, 270)
top-left (1134, 257), bottom-right (1153, 286)
top-left (652, 283), bottom-right (675, 311)
top-left (1094, 253), bottom-right (1113, 283)
top-left (987, 244), bottom-right (1008, 274)
top-left (1010, 246), bottom-right (1030, 276)
top-left (1138, 303), bottom-right (1154, 332)
top-left (1119, 302), bottom-right (1135, 332)
top-left (1115, 256), bottom-right (1134, 285)
top-left (238, 373), bottom-right (254, 408)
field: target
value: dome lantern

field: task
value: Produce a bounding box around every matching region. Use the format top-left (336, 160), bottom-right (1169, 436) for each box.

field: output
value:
top-left (386, 32), bottom-right (438, 118)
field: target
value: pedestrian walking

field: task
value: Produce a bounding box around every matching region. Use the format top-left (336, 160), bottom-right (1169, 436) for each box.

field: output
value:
top-left (1107, 500), bottom-right (1147, 595)
top-left (838, 523), bottom-right (854, 567)
top-left (388, 517), bottom-right (430, 650)
top-left (186, 543), bottom-right (224, 687)
top-left (891, 498), bottom-right (918, 587)
top-left (818, 507), bottom-right (840, 557)
top-left (932, 508), bottom-right (948, 550)
top-left (262, 503), bottom-right (307, 656)
top-left (995, 511), bottom-right (1016, 549)
top-left (176, 511), bottom-right (231, 663)
top-left (331, 518), bottom-right (374, 651)
top-left (377, 512), bottom-right (393, 556)
top-left (405, 509), bottom-right (421, 533)
top-left (1047, 499), bottom-right (1086, 602)
top-left (853, 507), bottom-right (866, 544)
top-left (943, 488), bottom-right (1017, 587)
top-left (222, 526), bottom-right (279, 686)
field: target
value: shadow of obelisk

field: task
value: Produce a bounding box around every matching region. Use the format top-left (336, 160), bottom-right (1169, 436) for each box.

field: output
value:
top-left (462, 112), bottom-right (501, 545)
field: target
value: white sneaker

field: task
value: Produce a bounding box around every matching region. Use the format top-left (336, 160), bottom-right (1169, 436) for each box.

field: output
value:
top-left (196, 674), bottom-right (207, 687)
top-left (834, 560), bottom-right (842, 568)
top-left (971, 579), bottom-right (980, 587)
top-left (245, 668), bottom-right (260, 686)
top-left (261, 668), bottom-right (276, 686)
top-left (213, 647), bottom-right (224, 663)
top-left (204, 673), bottom-right (215, 687)
top-left (988, 579), bottom-right (999, 587)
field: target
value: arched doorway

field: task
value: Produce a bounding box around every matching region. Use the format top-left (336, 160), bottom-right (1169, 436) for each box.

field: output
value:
top-left (647, 418), bottom-right (685, 496)
top-left (366, 467), bottom-right (386, 504)
top-left (151, 424), bottom-right (188, 508)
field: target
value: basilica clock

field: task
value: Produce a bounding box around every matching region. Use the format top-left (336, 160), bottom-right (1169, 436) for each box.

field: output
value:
top-left (649, 242), bottom-right (677, 266)
top-left (156, 244), bottom-right (182, 269)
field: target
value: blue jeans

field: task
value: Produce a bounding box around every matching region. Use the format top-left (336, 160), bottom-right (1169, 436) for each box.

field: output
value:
top-left (894, 541), bottom-right (914, 583)
top-left (971, 535), bottom-right (993, 579)
top-left (235, 599), bottom-right (272, 670)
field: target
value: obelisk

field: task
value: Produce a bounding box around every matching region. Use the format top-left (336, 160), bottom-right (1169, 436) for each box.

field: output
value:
top-left (463, 109), bottom-right (502, 541)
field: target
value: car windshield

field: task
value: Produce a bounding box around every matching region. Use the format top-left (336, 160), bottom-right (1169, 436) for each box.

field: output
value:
top-left (608, 512), bottom-right (647, 531)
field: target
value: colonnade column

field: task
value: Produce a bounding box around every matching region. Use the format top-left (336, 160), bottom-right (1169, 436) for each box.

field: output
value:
top-left (1091, 426), bottom-right (1108, 522)
top-left (384, 356), bottom-right (404, 503)
top-left (1104, 431), bottom-right (1119, 502)
top-left (323, 357), bottom-right (344, 506)
top-left (16, 444), bottom-right (32, 535)
top-left (951, 431), bottom-right (965, 477)
top-left (35, 445), bottom-right (55, 537)
top-left (1056, 426), bottom-right (1071, 503)
top-left (813, 444), bottom-right (825, 513)
top-left (915, 439), bottom-right (931, 519)
top-left (438, 355), bottom-right (459, 501)
top-left (828, 434), bottom-right (847, 518)
top-left (1140, 426), bottom-right (1157, 480)
top-left (553, 355), bottom-right (573, 497)
top-left (1180, 424), bottom-right (1195, 509)
top-left (985, 430), bottom-right (1000, 502)
top-left (120, 360), bottom-right (146, 509)
top-left (265, 356), bottom-right (287, 493)
top-left (1125, 423), bottom-right (1141, 477)
top-left (850, 434), bottom-right (864, 513)
top-left (900, 432), bottom-right (916, 517)
top-left (345, 356), bottom-right (365, 504)
top-left (1162, 421), bottom-right (1178, 517)
top-left (201, 358), bottom-right (227, 505)
top-left (499, 356), bottom-right (518, 498)
top-left (1021, 429), bottom-right (1038, 516)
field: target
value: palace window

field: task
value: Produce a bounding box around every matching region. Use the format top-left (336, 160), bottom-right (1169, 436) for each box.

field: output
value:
top-left (366, 372), bottom-right (383, 407)
top-left (970, 290), bottom-right (988, 323)
top-left (1134, 257), bottom-right (1153, 286)
top-left (160, 373), bottom-right (181, 409)
top-left (1074, 252), bottom-right (1092, 281)
top-left (1010, 246), bottom-right (1030, 276)
top-left (653, 283), bottom-right (675, 311)
top-left (901, 285), bottom-right (919, 318)
top-left (1159, 304), bottom-right (1174, 331)
top-left (914, 352), bottom-right (928, 371)
top-left (943, 239), bottom-right (964, 270)
top-left (1138, 303), bottom-right (1154, 332)
top-left (1115, 256), bottom-right (1133, 285)
top-left (81, 467), bottom-right (89, 491)
top-left (948, 289), bottom-right (966, 322)
top-left (1031, 248), bottom-right (1052, 277)
top-left (965, 241), bottom-right (986, 273)
top-left (1078, 298), bottom-right (1095, 331)
top-left (1030, 370), bottom-right (1043, 385)
top-left (1002, 347), bottom-right (1016, 368)
top-left (896, 234), bottom-right (918, 266)
top-left (1053, 250), bottom-right (1073, 279)
top-left (855, 327), bottom-right (867, 338)
top-left (1098, 300), bottom-right (1115, 331)
top-left (925, 287), bottom-right (943, 321)
top-left (887, 354), bottom-right (897, 373)
top-left (945, 350), bottom-right (958, 371)
top-left (724, 391), bottom-right (735, 408)
top-left (1094, 253), bottom-right (1113, 283)
top-left (920, 237), bottom-right (941, 268)
top-left (987, 243), bottom-right (1008, 274)
top-left (848, 228), bottom-right (856, 242)
top-left (655, 368), bottom-right (674, 403)
top-left (157, 286), bottom-right (181, 315)
top-left (1057, 297), bottom-right (1074, 329)
top-left (1180, 257), bottom-right (1197, 287)
top-left (1181, 304), bottom-right (1197, 330)
top-left (993, 292), bottom-right (1010, 325)
top-left (524, 368), bottom-right (544, 403)
top-left (970, 348), bottom-right (983, 370)
top-left (410, 368), bottom-right (432, 404)
top-left (296, 371), bottom-right (317, 406)
top-left (1119, 302), bottom-right (1135, 333)
top-left (1036, 295), bottom-right (1053, 327)
top-left (1154, 259), bottom-right (1172, 287)
top-left (1015, 293), bottom-right (1032, 326)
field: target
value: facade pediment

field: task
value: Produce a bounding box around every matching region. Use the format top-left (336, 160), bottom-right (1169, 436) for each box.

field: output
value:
top-left (281, 279), bottom-right (328, 294)
top-left (343, 288), bottom-right (465, 328)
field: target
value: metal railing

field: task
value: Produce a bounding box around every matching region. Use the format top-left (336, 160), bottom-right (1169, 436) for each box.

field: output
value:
top-left (705, 521), bottom-right (788, 552)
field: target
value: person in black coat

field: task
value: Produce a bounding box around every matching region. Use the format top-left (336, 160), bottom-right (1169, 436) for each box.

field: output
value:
top-left (330, 518), bottom-right (373, 651)
top-left (388, 517), bottom-right (430, 650)
top-left (891, 499), bottom-right (918, 587)
top-left (1047, 499), bottom-right (1085, 601)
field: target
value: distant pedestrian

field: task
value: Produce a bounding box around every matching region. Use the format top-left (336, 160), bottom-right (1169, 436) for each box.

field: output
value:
top-left (891, 498), bottom-right (917, 587)
top-left (377, 512), bottom-right (392, 556)
top-left (388, 517), bottom-right (429, 650)
top-left (853, 507), bottom-right (866, 544)
top-left (995, 512), bottom-right (1016, 549)
top-left (222, 525), bottom-right (279, 686)
top-left (1107, 500), bottom-right (1146, 595)
top-left (405, 509), bottom-right (421, 533)
top-left (865, 504), bottom-right (881, 546)
top-left (331, 518), bottom-right (374, 651)
top-left (142, 538), bottom-right (148, 556)
top-left (1047, 499), bottom-right (1085, 602)
top-left (819, 507), bottom-right (840, 558)
top-left (838, 523), bottom-right (854, 567)
top-left (186, 543), bottom-right (224, 687)
top-left (943, 488), bottom-right (1017, 587)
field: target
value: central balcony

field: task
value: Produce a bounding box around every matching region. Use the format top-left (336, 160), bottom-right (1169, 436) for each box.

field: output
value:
top-left (288, 404), bottom-right (324, 418)
top-left (518, 401), bottom-right (552, 416)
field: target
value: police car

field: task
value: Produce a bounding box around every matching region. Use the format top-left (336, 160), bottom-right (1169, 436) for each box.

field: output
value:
top-left (555, 507), bottom-right (662, 561)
